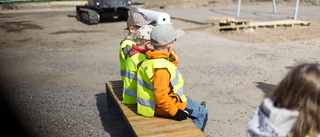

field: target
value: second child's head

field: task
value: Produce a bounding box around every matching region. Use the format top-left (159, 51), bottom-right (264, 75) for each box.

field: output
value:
top-left (134, 25), bottom-right (154, 51)
top-left (150, 24), bottom-right (185, 53)
top-left (271, 63), bottom-right (320, 137)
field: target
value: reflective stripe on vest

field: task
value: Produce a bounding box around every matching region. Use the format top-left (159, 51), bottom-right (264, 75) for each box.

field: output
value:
top-left (123, 88), bottom-right (137, 97)
top-left (170, 68), bottom-right (184, 97)
top-left (119, 39), bottom-right (135, 81)
top-left (122, 52), bottom-right (145, 104)
top-left (137, 97), bottom-right (156, 109)
top-left (137, 58), bottom-right (187, 117)
top-left (124, 70), bottom-right (137, 80)
top-left (137, 78), bottom-right (154, 91)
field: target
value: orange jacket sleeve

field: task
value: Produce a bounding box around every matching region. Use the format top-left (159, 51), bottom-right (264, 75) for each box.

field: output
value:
top-left (152, 69), bottom-right (178, 116)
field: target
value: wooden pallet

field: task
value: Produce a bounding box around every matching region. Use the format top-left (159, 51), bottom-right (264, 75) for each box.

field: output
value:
top-left (216, 19), bottom-right (311, 31)
top-left (106, 81), bottom-right (206, 137)
top-left (248, 20), bottom-right (311, 28)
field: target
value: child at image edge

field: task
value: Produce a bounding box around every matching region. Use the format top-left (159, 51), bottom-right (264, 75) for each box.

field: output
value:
top-left (119, 12), bottom-right (155, 82)
top-left (122, 25), bottom-right (154, 104)
top-left (247, 63), bottom-right (320, 137)
top-left (136, 24), bottom-right (208, 131)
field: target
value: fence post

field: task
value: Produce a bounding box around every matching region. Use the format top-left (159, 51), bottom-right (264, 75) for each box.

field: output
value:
top-left (272, 0), bottom-right (277, 13)
top-left (294, 0), bottom-right (300, 20)
top-left (237, 0), bottom-right (241, 17)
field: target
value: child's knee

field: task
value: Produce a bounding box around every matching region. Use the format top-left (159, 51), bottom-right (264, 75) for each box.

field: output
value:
top-left (199, 105), bottom-right (208, 115)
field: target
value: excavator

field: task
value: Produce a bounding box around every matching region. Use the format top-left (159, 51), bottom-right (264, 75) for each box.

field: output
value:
top-left (76, 0), bottom-right (136, 24)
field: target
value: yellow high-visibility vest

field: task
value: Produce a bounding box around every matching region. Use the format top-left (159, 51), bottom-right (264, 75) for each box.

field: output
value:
top-left (137, 58), bottom-right (187, 117)
top-left (119, 39), bottom-right (135, 81)
top-left (122, 52), bottom-right (146, 104)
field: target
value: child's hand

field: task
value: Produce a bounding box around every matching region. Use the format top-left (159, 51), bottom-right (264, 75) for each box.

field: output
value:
top-left (174, 109), bottom-right (188, 121)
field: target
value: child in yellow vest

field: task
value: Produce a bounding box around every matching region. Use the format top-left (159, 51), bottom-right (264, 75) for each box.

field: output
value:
top-left (137, 24), bottom-right (208, 131)
top-left (122, 25), bottom-right (154, 104)
top-left (247, 63), bottom-right (320, 137)
top-left (119, 12), bottom-right (155, 81)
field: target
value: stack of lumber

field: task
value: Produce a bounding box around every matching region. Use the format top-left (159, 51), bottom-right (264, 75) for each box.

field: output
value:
top-left (206, 17), bottom-right (311, 31)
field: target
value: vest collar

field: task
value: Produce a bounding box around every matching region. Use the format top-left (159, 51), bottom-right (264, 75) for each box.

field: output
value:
top-left (120, 37), bottom-right (135, 45)
top-left (130, 44), bottom-right (148, 57)
top-left (146, 51), bottom-right (170, 60)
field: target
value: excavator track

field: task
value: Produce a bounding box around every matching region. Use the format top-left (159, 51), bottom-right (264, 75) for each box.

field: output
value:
top-left (76, 5), bottom-right (133, 24)
top-left (75, 0), bottom-right (133, 24)
top-left (76, 6), bottom-right (100, 24)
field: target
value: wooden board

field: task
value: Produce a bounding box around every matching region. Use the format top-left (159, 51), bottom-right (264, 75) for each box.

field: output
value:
top-left (216, 20), bottom-right (311, 31)
top-left (106, 81), bottom-right (206, 137)
top-left (248, 20), bottom-right (311, 26)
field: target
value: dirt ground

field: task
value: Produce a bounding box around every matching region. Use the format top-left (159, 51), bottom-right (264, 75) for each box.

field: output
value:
top-left (0, 1), bottom-right (320, 137)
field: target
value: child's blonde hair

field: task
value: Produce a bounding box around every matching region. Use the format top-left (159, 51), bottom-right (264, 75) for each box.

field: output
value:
top-left (271, 63), bottom-right (320, 137)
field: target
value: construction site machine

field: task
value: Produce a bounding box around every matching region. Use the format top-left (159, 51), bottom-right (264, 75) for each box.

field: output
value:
top-left (76, 0), bottom-right (134, 24)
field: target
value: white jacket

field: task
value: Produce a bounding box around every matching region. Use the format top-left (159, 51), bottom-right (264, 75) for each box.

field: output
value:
top-left (246, 98), bottom-right (299, 137)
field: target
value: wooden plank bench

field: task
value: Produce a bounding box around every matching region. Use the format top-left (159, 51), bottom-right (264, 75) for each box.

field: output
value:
top-left (106, 80), bottom-right (206, 137)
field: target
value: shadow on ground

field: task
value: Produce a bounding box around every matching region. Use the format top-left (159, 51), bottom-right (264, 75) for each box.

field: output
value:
top-left (95, 93), bottom-right (134, 137)
top-left (0, 83), bottom-right (29, 137)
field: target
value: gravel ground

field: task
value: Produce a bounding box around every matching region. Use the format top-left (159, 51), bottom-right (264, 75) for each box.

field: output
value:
top-left (0, 1), bottom-right (320, 137)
